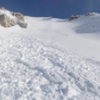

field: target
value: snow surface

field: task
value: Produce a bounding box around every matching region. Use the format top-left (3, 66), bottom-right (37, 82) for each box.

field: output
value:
top-left (0, 10), bottom-right (100, 100)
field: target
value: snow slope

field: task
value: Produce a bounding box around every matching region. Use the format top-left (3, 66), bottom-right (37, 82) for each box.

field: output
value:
top-left (0, 9), bottom-right (100, 100)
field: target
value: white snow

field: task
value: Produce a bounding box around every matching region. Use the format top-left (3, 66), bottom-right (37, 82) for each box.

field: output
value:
top-left (0, 10), bottom-right (100, 100)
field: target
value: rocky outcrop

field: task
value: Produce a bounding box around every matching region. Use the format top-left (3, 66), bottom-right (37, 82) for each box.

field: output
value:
top-left (0, 8), bottom-right (27, 28)
top-left (0, 14), bottom-right (15, 27)
top-left (12, 12), bottom-right (27, 28)
top-left (68, 13), bottom-right (99, 21)
top-left (69, 15), bottom-right (80, 21)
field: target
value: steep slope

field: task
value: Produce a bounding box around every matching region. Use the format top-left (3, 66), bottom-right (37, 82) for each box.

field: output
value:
top-left (0, 9), bottom-right (100, 100)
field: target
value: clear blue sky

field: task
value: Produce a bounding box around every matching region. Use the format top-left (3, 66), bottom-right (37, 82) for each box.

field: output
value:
top-left (0, 0), bottom-right (100, 18)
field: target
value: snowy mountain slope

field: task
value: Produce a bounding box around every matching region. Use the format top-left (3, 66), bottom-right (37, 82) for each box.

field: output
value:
top-left (0, 9), bottom-right (100, 100)
top-left (25, 15), bottom-right (100, 61)
top-left (2, 14), bottom-right (100, 60)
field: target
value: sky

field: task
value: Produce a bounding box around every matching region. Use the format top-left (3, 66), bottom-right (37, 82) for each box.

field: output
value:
top-left (0, 0), bottom-right (100, 18)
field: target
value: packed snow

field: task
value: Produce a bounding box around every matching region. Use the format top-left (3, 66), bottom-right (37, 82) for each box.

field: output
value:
top-left (0, 9), bottom-right (100, 100)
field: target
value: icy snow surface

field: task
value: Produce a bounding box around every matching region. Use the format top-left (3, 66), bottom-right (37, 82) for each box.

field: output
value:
top-left (0, 10), bottom-right (100, 100)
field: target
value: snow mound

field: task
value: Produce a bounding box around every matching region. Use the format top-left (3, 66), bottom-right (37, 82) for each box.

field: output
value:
top-left (0, 37), bottom-right (99, 100)
top-left (0, 8), bottom-right (27, 28)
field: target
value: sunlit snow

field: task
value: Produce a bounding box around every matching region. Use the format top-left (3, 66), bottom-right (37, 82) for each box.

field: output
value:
top-left (0, 9), bottom-right (100, 100)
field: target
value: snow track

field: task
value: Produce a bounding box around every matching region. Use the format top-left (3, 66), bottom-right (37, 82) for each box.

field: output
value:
top-left (0, 37), bottom-right (99, 100)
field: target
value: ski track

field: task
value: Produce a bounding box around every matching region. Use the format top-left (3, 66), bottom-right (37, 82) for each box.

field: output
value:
top-left (0, 36), bottom-right (99, 100)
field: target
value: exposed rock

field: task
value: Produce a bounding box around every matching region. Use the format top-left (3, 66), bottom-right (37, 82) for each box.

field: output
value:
top-left (69, 15), bottom-right (80, 21)
top-left (0, 14), bottom-right (15, 27)
top-left (12, 12), bottom-right (28, 28)
top-left (18, 21), bottom-right (27, 28)
top-left (0, 7), bottom-right (6, 10)
top-left (84, 12), bottom-right (97, 16)
top-left (0, 8), bottom-right (27, 28)
top-left (12, 12), bottom-right (24, 21)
